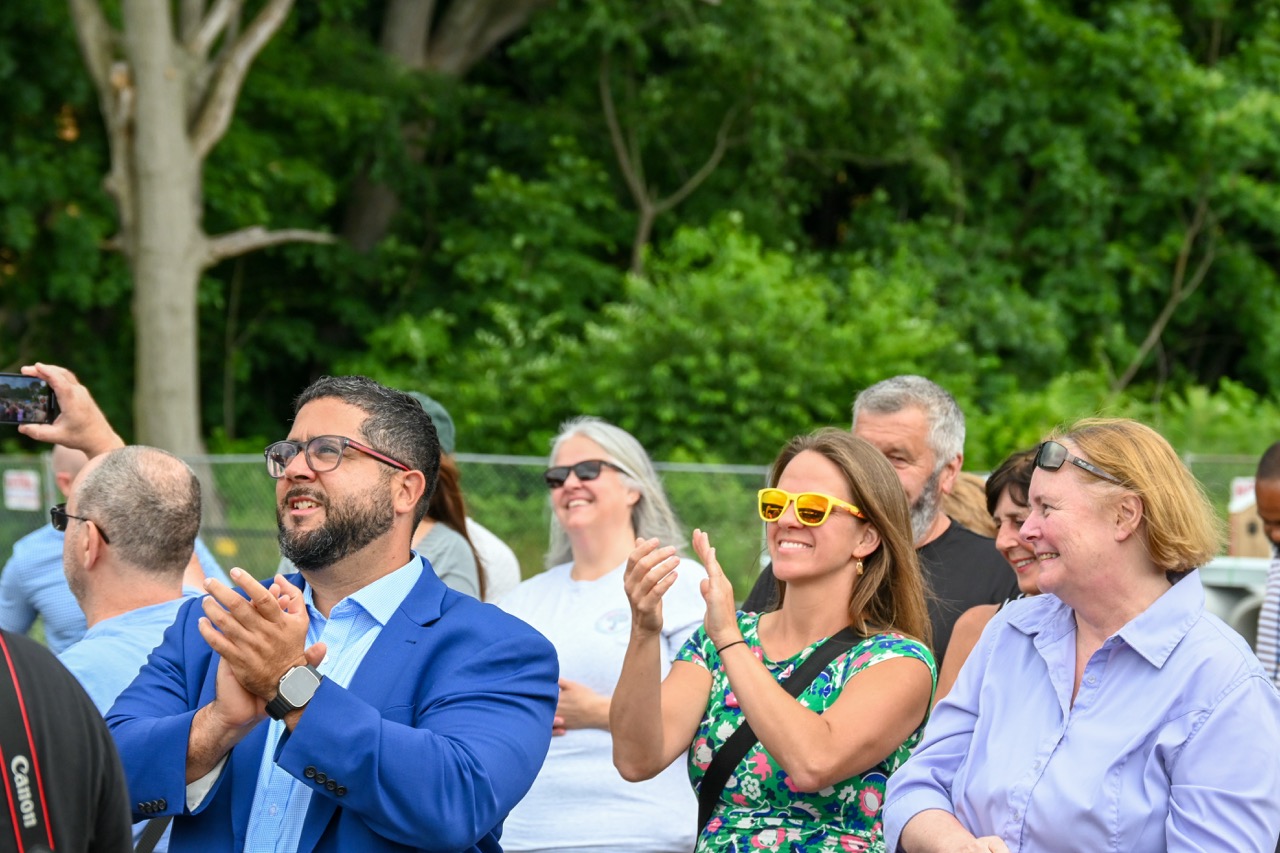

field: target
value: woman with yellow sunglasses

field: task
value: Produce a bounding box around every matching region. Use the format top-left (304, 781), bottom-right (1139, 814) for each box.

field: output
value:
top-left (612, 428), bottom-right (934, 852)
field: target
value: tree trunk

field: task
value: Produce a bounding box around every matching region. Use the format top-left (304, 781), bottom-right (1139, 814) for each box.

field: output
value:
top-left (341, 0), bottom-right (549, 251)
top-left (124, 0), bottom-right (207, 455)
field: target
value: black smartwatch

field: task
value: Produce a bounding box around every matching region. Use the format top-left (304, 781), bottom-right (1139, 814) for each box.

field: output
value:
top-left (265, 664), bottom-right (322, 720)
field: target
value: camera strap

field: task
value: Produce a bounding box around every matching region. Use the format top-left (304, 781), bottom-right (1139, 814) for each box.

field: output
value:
top-left (696, 625), bottom-right (860, 833)
top-left (0, 633), bottom-right (55, 852)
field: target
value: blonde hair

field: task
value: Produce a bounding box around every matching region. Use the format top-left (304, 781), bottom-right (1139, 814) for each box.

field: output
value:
top-left (771, 428), bottom-right (932, 647)
top-left (943, 471), bottom-right (997, 537)
top-left (1050, 418), bottom-right (1222, 572)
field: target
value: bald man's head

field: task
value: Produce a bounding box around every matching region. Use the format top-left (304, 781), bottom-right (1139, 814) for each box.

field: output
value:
top-left (51, 445), bottom-right (88, 498)
top-left (69, 446), bottom-right (201, 577)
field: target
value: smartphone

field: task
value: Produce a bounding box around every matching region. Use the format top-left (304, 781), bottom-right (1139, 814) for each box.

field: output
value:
top-left (0, 374), bottom-right (59, 425)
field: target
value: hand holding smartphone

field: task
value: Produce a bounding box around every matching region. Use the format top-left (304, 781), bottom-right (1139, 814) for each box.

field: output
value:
top-left (0, 374), bottom-right (59, 425)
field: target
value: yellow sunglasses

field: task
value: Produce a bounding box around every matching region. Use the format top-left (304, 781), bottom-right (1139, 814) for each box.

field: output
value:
top-left (757, 488), bottom-right (866, 526)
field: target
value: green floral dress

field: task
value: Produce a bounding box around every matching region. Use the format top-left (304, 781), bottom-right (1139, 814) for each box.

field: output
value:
top-left (676, 612), bottom-right (935, 852)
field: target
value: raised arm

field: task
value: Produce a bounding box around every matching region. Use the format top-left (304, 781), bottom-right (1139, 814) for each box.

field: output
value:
top-left (692, 530), bottom-right (934, 792)
top-left (611, 538), bottom-right (711, 781)
top-left (17, 363), bottom-right (124, 457)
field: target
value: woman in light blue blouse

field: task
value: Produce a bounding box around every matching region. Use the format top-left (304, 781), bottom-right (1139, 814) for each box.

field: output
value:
top-left (884, 418), bottom-right (1280, 853)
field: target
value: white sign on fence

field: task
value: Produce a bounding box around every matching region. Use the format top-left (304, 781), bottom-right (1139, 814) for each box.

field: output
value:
top-left (3, 469), bottom-right (41, 512)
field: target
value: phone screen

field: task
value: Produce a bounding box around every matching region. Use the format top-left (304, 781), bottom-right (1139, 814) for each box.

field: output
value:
top-left (0, 375), bottom-right (59, 425)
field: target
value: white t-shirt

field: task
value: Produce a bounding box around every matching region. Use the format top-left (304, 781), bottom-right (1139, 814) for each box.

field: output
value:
top-left (497, 558), bottom-right (705, 852)
top-left (466, 517), bottom-right (521, 602)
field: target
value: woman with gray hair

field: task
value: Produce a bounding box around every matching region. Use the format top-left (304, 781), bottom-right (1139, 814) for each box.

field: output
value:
top-left (498, 416), bottom-right (704, 852)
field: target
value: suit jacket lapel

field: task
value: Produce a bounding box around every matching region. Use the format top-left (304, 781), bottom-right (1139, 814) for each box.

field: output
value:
top-left (295, 558), bottom-right (447, 851)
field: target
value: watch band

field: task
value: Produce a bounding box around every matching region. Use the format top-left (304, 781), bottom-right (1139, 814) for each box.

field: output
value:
top-left (265, 664), bottom-right (322, 720)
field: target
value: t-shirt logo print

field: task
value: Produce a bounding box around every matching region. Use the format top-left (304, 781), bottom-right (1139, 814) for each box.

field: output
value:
top-left (595, 609), bottom-right (630, 635)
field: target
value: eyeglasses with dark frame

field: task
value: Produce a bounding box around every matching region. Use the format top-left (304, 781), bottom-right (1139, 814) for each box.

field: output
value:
top-left (50, 503), bottom-right (110, 544)
top-left (544, 459), bottom-right (628, 490)
top-left (263, 435), bottom-right (411, 479)
top-left (1034, 440), bottom-right (1122, 485)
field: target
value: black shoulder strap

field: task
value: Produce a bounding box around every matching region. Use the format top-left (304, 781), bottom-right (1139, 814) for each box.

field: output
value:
top-left (696, 626), bottom-right (861, 832)
top-left (135, 816), bottom-right (172, 853)
top-left (0, 633), bottom-right (55, 852)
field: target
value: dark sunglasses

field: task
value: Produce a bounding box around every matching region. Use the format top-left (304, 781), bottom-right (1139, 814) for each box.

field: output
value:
top-left (1034, 440), bottom-right (1122, 485)
top-left (544, 459), bottom-right (628, 489)
top-left (263, 435), bottom-right (410, 479)
top-left (50, 503), bottom-right (110, 543)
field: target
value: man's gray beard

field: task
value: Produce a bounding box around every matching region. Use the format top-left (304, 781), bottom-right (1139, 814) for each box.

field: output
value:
top-left (278, 485), bottom-right (395, 571)
top-left (910, 468), bottom-right (943, 544)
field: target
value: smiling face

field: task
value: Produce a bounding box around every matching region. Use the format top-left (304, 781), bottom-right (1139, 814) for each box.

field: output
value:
top-left (276, 397), bottom-right (396, 570)
top-left (992, 487), bottom-right (1039, 595)
top-left (1020, 446), bottom-right (1120, 604)
top-left (768, 450), bottom-right (877, 585)
top-left (549, 434), bottom-right (639, 537)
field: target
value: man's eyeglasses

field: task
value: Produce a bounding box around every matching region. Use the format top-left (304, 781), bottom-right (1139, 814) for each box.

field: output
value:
top-left (50, 503), bottom-right (110, 543)
top-left (1034, 440), bottom-right (1122, 485)
top-left (264, 435), bottom-right (410, 479)
top-left (544, 459), bottom-right (628, 489)
top-left (758, 488), bottom-right (866, 527)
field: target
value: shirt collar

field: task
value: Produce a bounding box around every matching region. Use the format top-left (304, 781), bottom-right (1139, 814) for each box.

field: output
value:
top-left (301, 552), bottom-right (422, 627)
top-left (1007, 572), bottom-right (1205, 669)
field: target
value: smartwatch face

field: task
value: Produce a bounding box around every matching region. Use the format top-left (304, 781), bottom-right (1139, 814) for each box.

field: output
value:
top-left (280, 667), bottom-right (321, 706)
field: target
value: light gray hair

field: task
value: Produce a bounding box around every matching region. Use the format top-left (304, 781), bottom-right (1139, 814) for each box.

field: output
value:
top-left (853, 375), bottom-right (965, 475)
top-left (74, 446), bottom-right (202, 578)
top-left (545, 416), bottom-right (686, 568)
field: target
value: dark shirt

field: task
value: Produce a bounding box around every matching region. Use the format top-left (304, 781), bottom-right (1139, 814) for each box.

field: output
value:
top-left (740, 519), bottom-right (1018, 666)
top-left (0, 630), bottom-right (132, 853)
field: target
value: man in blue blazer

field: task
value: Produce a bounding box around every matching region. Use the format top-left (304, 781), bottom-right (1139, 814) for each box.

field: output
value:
top-left (24, 365), bottom-right (558, 852)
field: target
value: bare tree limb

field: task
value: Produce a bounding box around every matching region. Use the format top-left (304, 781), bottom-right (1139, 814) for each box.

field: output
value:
top-left (189, 0), bottom-right (293, 160)
top-left (426, 0), bottom-right (552, 76)
top-left (1112, 195), bottom-right (1218, 394)
top-left (205, 226), bottom-right (336, 266)
top-left (599, 52), bottom-right (649, 215)
top-left (179, 0), bottom-right (207, 44)
top-left (189, 0), bottom-right (240, 60)
top-left (68, 0), bottom-right (118, 97)
top-left (652, 103), bottom-right (739, 215)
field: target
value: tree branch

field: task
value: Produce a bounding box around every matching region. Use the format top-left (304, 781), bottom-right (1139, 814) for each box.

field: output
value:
top-left (189, 0), bottom-right (293, 160)
top-left (205, 226), bottom-right (336, 267)
top-left (189, 0), bottom-right (240, 60)
top-left (599, 52), bottom-right (650, 215)
top-left (1111, 195), bottom-right (1218, 394)
top-left (426, 0), bottom-right (552, 76)
top-left (179, 0), bottom-right (207, 44)
top-left (68, 0), bottom-right (117, 98)
top-left (653, 103), bottom-right (739, 214)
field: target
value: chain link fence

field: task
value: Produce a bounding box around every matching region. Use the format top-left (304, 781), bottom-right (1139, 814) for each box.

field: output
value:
top-left (0, 451), bottom-right (1262, 596)
top-left (0, 452), bottom-right (773, 596)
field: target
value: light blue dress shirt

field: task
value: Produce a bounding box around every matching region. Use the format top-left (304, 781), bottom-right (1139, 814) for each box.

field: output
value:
top-left (58, 593), bottom-right (200, 714)
top-left (243, 555), bottom-right (423, 853)
top-left (0, 524), bottom-right (227, 652)
top-left (884, 572), bottom-right (1280, 853)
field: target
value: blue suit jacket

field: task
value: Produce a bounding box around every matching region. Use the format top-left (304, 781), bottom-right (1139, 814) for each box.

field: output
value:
top-left (107, 559), bottom-right (558, 852)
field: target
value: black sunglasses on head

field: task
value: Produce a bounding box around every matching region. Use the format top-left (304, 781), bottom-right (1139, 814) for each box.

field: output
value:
top-left (1034, 440), bottom-right (1122, 485)
top-left (544, 459), bottom-right (627, 489)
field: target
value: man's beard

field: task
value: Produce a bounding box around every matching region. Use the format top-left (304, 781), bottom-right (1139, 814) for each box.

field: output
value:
top-left (910, 467), bottom-right (943, 544)
top-left (278, 480), bottom-right (395, 571)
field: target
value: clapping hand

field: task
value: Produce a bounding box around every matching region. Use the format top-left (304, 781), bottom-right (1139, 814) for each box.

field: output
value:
top-left (692, 529), bottom-right (740, 650)
top-left (624, 538), bottom-right (680, 637)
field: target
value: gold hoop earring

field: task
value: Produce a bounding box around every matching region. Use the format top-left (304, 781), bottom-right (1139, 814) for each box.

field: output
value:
top-left (855, 559), bottom-right (864, 576)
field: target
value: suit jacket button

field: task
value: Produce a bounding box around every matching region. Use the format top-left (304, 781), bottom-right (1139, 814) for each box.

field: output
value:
top-left (325, 780), bottom-right (337, 791)
top-left (335, 786), bottom-right (347, 797)
top-left (314, 772), bottom-right (327, 784)
top-left (304, 766), bottom-right (317, 779)
top-left (157, 798), bottom-right (167, 811)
